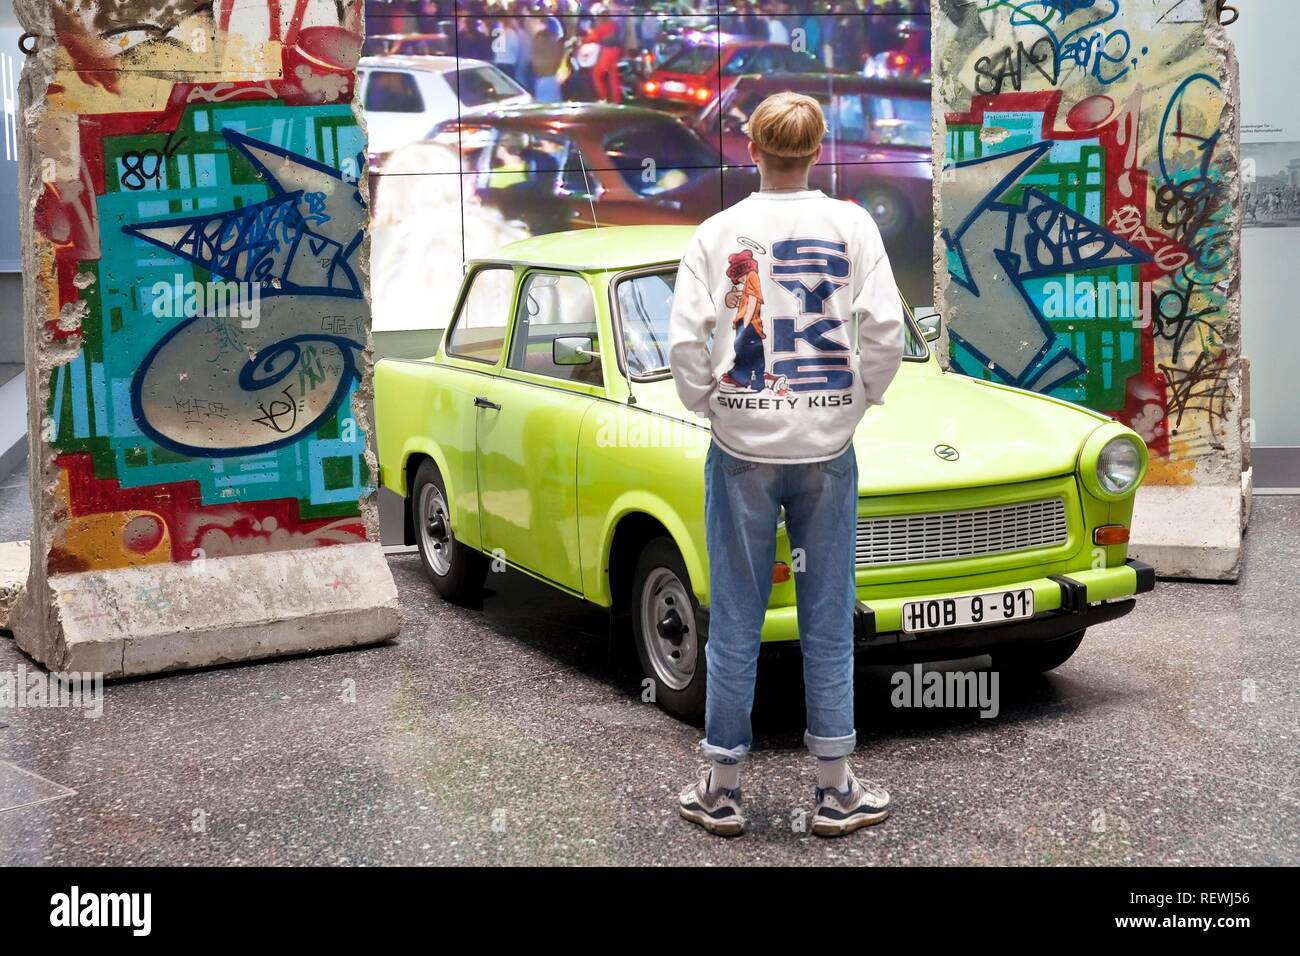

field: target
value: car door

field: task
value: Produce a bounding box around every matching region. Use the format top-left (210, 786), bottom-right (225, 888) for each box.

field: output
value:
top-left (437, 264), bottom-right (518, 552)
top-left (475, 270), bottom-right (604, 593)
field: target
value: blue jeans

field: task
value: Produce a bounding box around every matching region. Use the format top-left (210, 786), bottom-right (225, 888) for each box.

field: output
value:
top-left (701, 441), bottom-right (859, 764)
top-left (727, 322), bottom-right (765, 390)
top-left (533, 76), bottom-right (562, 103)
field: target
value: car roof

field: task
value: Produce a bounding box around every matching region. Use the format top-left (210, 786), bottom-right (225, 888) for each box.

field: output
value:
top-left (472, 225), bottom-right (694, 272)
top-left (359, 55), bottom-right (489, 73)
top-left (697, 36), bottom-right (785, 49)
top-left (449, 101), bottom-right (683, 130)
top-left (728, 72), bottom-right (930, 99)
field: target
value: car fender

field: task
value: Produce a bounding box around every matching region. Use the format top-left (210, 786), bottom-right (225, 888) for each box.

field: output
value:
top-left (592, 490), bottom-right (709, 609)
top-left (397, 437), bottom-right (472, 540)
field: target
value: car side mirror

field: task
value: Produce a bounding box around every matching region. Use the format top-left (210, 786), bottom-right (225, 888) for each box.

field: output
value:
top-left (917, 312), bottom-right (942, 343)
top-left (553, 335), bottom-right (595, 365)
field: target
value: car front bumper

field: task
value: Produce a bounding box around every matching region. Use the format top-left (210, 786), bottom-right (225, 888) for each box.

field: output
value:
top-left (757, 559), bottom-right (1155, 661)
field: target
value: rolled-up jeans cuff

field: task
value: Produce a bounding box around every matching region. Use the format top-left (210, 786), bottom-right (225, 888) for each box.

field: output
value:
top-left (804, 730), bottom-right (856, 758)
top-left (700, 738), bottom-right (749, 764)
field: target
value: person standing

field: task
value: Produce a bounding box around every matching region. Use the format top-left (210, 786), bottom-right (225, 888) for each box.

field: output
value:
top-left (585, 2), bottom-right (625, 103)
top-left (668, 93), bottom-right (905, 838)
top-left (491, 15), bottom-right (523, 81)
top-left (530, 16), bottom-right (567, 102)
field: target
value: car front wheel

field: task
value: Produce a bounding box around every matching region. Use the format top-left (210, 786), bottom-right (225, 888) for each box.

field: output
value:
top-left (859, 185), bottom-right (912, 240)
top-left (411, 459), bottom-right (488, 604)
top-left (991, 630), bottom-right (1085, 674)
top-left (631, 537), bottom-right (707, 722)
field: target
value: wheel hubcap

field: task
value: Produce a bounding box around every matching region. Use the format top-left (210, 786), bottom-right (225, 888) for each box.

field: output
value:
top-left (418, 484), bottom-right (453, 576)
top-left (640, 568), bottom-right (697, 692)
top-left (863, 191), bottom-right (903, 236)
top-left (657, 609), bottom-right (685, 642)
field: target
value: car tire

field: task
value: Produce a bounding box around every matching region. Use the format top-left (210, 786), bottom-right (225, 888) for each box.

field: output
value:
top-left (859, 185), bottom-right (913, 241)
top-left (631, 537), bottom-right (707, 722)
top-left (411, 459), bottom-right (488, 604)
top-left (991, 630), bottom-right (1086, 674)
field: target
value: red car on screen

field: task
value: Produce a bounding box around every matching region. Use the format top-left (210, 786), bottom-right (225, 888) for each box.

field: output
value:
top-left (429, 102), bottom-right (726, 234)
top-left (697, 72), bottom-right (932, 241)
top-left (642, 37), bottom-right (825, 110)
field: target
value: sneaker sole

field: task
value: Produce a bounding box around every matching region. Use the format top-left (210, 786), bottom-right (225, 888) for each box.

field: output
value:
top-left (811, 806), bottom-right (891, 837)
top-left (679, 805), bottom-right (746, 837)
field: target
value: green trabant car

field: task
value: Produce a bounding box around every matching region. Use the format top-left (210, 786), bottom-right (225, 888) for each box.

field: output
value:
top-left (375, 225), bottom-right (1153, 720)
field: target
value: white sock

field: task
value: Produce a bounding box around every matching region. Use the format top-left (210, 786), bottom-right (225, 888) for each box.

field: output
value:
top-left (709, 760), bottom-right (740, 793)
top-left (816, 757), bottom-right (849, 792)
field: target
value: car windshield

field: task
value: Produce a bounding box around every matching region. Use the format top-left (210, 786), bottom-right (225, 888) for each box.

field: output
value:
top-left (617, 271), bottom-right (676, 376)
top-left (604, 124), bottom-right (718, 197)
top-left (724, 46), bottom-right (820, 76)
top-left (731, 88), bottom-right (930, 148)
top-left (615, 269), bottom-right (927, 378)
top-left (456, 65), bottom-right (524, 108)
top-left (659, 43), bottom-right (720, 74)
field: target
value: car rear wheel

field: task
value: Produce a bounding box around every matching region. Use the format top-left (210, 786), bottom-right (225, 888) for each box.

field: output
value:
top-left (859, 185), bottom-right (912, 240)
top-left (631, 537), bottom-right (707, 722)
top-left (411, 459), bottom-right (488, 604)
top-left (991, 630), bottom-right (1085, 674)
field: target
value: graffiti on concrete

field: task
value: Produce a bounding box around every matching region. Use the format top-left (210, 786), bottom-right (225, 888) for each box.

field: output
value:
top-left (32, 1), bottom-right (373, 572)
top-left (124, 128), bottom-right (366, 456)
top-left (937, 0), bottom-right (1236, 469)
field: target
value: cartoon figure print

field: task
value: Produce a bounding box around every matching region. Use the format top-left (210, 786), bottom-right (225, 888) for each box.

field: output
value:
top-left (719, 246), bottom-right (789, 397)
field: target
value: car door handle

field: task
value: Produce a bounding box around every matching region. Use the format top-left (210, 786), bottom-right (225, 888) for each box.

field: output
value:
top-left (474, 396), bottom-right (501, 410)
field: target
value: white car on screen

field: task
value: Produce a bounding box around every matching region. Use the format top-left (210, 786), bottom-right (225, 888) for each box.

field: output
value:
top-left (359, 55), bottom-right (532, 156)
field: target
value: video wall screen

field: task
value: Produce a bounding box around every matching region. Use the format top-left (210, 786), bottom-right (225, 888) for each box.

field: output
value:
top-left (363, 1), bottom-right (933, 339)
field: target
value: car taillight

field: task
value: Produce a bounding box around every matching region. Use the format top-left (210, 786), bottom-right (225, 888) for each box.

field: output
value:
top-left (695, 86), bottom-right (712, 102)
top-left (644, 80), bottom-right (659, 95)
top-left (1093, 525), bottom-right (1130, 546)
top-left (893, 53), bottom-right (909, 67)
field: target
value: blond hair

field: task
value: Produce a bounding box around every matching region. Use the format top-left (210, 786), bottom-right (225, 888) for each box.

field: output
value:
top-left (743, 92), bottom-right (826, 164)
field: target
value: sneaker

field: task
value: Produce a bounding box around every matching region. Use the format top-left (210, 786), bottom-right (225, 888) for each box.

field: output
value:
top-left (763, 372), bottom-right (789, 396)
top-left (811, 766), bottom-right (891, 837)
top-left (678, 767), bottom-right (746, 836)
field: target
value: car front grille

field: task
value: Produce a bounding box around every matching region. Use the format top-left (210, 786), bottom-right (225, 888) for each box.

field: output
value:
top-left (855, 497), bottom-right (1069, 568)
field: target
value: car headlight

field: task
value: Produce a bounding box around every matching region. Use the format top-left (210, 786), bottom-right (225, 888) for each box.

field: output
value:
top-left (1096, 436), bottom-right (1142, 495)
top-left (1079, 426), bottom-right (1147, 501)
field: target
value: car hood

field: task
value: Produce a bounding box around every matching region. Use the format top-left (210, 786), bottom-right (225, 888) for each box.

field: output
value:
top-left (628, 364), bottom-right (1109, 495)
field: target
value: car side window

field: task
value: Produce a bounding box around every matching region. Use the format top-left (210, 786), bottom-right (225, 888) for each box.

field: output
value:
top-left (445, 267), bottom-right (515, 364)
top-left (364, 70), bottom-right (424, 113)
top-left (507, 273), bottom-right (602, 385)
top-left (723, 48), bottom-right (754, 75)
top-left (747, 49), bottom-right (785, 74)
top-left (780, 48), bottom-right (820, 71)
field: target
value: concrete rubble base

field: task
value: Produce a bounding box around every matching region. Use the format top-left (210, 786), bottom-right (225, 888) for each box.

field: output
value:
top-left (11, 542), bottom-right (399, 677)
top-left (0, 539), bottom-right (29, 630)
top-left (1129, 472), bottom-right (1252, 582)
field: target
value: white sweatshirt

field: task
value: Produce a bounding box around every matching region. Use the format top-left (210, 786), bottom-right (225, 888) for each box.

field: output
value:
top-left (668, 189), bottom-right (906, 464)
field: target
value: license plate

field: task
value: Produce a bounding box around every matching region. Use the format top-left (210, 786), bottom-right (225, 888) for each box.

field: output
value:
top-left (901, 588), bottom-right (1034, 634)
top-left (663, 80), bottom-right (687, 93)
